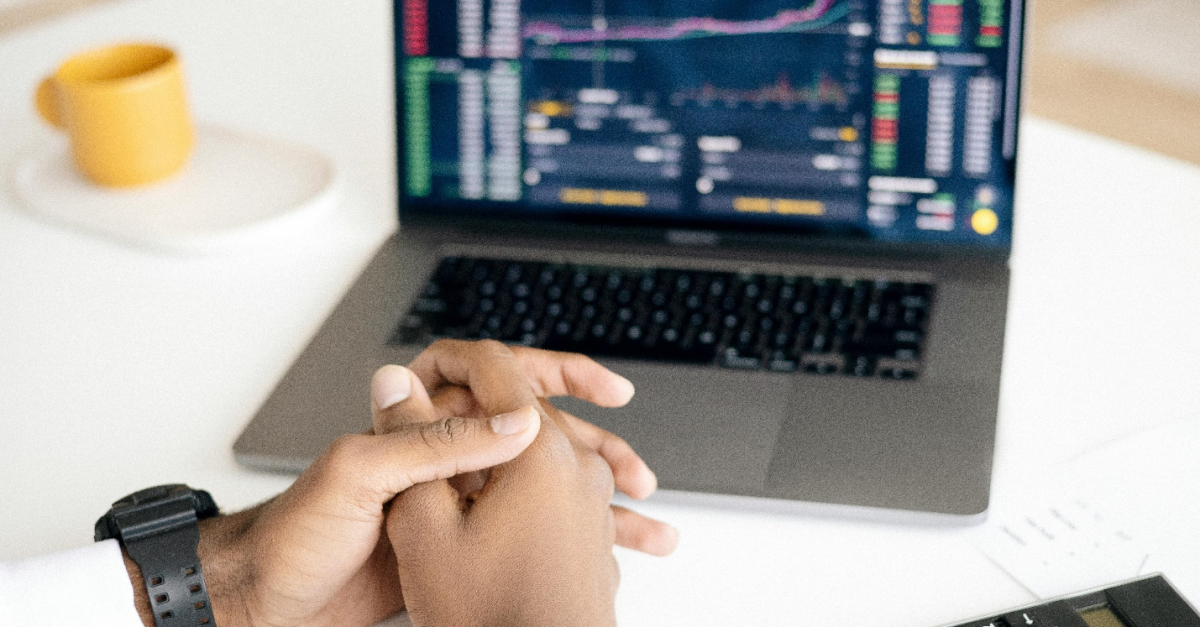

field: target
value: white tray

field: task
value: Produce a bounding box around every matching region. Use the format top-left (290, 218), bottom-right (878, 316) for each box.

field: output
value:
top-left (12, 124), bottom-right (341, 254)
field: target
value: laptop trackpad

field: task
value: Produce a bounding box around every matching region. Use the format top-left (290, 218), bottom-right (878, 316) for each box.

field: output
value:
top-left (554, 362), bottom-right (789, 494)
top-left (765, 376), bottom-right (995, 514)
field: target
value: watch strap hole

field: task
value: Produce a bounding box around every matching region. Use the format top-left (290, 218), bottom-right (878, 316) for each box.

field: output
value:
top-left (154, 593), bottom-right (169, 604)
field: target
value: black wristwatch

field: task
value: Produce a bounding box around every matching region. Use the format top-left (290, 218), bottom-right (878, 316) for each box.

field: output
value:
top-left (95, 485), bottom-right (220, 627)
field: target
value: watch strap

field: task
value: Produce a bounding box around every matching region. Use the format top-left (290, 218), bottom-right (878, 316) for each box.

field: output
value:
top-left (100, 486), bottom-right (217, 627)
top-left (125, 517), bottom-right (213, 626)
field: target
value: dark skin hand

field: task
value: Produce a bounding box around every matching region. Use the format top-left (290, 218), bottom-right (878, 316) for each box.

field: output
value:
top-left (376, 341), bottom-right (653, 627)
top-left (122, 341), bottom-right (677, 627)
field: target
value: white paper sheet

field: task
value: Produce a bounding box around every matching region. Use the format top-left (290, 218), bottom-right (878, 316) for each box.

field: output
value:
top-left (973, 416), bottom-right (1200, 600)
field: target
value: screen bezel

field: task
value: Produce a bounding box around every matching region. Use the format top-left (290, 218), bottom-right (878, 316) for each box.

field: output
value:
top-left (392, 0), bottom-right (1027, 262)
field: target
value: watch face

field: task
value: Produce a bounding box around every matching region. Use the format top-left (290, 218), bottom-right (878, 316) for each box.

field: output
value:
top-left (124, 484), bottom-right (188, 507)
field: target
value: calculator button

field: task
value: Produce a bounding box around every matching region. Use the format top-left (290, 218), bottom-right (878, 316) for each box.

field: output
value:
top-left (1001, 612), bottom-right (1043, 627)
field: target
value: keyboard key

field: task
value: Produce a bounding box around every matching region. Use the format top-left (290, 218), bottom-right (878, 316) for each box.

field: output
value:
top-left (721, 349), bottom-right (762, 370)
top-left (390, 315), bottom-right (426, 344)
top-left (802, 354), bottom-right (844, 375)
top-left (808, 331), bottom-right (831, 353)
top-left (845, 355), bottom-right (876, 377)
top-left (766, 352), bottom-right (799, 372)
top-left (805, 362), bottom-right (840, 375)
top-left (879, 367), bottom-right (919, 380)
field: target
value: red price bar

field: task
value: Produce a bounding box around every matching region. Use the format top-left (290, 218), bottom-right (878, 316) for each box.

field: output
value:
top-left (403, 0), bottom-right (429, 56)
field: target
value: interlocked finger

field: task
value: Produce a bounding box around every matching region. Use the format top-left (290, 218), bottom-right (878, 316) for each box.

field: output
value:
top-left (372, 365), bottom-right (439, 435)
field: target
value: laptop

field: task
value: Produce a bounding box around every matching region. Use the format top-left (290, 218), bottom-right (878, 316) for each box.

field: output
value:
top-left (235, 0), bottom-right (1024, 517)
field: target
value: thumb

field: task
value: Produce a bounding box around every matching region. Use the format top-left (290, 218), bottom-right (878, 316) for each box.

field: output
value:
top-left (373, 405), bottom-right (541, 498)
top-left (381, 405), bottom-right (540, 546)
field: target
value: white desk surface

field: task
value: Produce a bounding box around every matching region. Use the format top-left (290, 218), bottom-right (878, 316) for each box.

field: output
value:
top-left (3, 1), bottom-right (1200, 626)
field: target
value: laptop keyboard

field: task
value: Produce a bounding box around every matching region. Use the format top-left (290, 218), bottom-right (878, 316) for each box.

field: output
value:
top-left (391, 256), bottom-right (933, 380)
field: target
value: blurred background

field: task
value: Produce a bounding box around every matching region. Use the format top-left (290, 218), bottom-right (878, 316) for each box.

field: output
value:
top-left (4, 0), bottom-right (1199, 165)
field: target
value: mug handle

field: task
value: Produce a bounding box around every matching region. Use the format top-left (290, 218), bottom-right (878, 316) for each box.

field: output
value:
top-left (35, 77), bottom-right (65, 128)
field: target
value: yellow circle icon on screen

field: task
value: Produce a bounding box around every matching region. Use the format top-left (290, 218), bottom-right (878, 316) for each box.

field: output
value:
top-left (972, 209), bottom-right (999, 235)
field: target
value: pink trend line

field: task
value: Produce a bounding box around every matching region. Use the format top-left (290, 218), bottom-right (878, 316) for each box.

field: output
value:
top-left (524, 0), bottom-right (837, 44)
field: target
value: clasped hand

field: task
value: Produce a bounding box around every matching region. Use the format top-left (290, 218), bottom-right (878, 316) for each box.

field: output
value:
top-left (178, 340), bottom-right (677, 627)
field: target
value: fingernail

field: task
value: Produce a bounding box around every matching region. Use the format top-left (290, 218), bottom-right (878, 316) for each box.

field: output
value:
top-left (490, 407), bottom-right (536, 436)
top-left (371, 365), bottom-right (411, 410)
top-left (665, 525), bottom-right (681, 550)
top-left (616, 375), bottom-right (636, 401)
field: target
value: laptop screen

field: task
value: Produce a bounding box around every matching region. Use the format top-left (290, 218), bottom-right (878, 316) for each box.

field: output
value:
top-left (396, 0), bottom-right (1024, 250)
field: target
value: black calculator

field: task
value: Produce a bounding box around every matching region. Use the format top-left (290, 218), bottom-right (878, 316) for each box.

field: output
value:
top-left (944, 575), bottom-right (1200, 627)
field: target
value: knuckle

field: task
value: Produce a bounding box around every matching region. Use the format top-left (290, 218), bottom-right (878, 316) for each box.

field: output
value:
top-left (420, 416), bottom-right (471, 447)
top-left (569, 351), bottom-right (600, 367)
top-left (605, 432), bottom-right (633, 455)
top-left (427, 337), bottom-right (461, 354)
top-left (321, 434), bottom-right (366, 477)
top-left (578, 449), bottom-right (616, 500)
top-left (533, 426), bottom-right (576, 461)
top-left (628, 520), bottom-right (656, 549)
top-left (476, 338), bottom-right (514, 360)
top-left (592, 463), bottom-right (616, 500)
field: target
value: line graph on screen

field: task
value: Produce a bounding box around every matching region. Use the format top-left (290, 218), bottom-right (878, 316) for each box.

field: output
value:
top-left (523, 0), bottom-right (852, 45)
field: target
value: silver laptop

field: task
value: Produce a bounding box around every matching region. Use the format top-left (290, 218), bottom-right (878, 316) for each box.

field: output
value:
top-left (236, 0), bottom-right (1024, 516)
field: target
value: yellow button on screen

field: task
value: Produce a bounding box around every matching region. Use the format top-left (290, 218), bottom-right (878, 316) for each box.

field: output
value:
top-left (972, 208), bottom-right (999, 236)
top-left (536, 101), bottom-right (570, 117)
top-left (733, 197), bottom-right (771, 213)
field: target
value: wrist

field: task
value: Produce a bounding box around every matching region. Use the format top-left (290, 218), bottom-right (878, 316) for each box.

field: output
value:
top-left (120, 548), bottom-right (156, 627)
top-left (197, 510), bottom-right (257, 627)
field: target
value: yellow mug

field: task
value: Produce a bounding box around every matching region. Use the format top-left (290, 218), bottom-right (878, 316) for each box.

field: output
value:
top-left (35, 43), bottom-right (194, 187)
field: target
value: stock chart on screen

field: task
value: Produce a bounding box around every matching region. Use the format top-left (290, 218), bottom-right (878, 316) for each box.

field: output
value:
top-left (399, 0), bottom-right (1023, 247)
